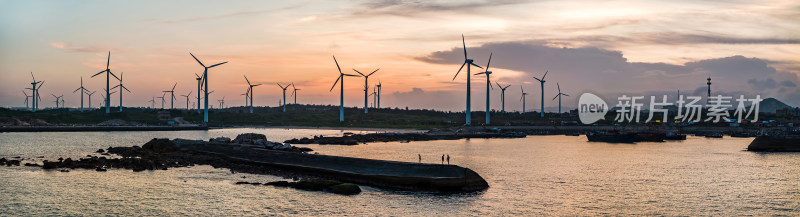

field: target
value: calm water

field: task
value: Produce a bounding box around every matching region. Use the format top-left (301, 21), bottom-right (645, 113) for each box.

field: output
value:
top-left (1, 128), bottom-right (799, 216)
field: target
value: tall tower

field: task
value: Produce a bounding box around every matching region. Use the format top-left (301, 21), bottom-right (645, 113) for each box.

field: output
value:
top-left (706, 76), bottom-right (711, 103)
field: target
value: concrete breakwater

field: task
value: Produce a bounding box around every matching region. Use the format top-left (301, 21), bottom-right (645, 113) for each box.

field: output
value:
top-left (20, 133), bottom-right (488, 193)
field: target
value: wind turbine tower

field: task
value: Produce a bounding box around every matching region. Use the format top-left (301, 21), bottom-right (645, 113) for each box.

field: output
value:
top-left (475, 53), bottom-right (494, 125)
top-left (190, 53), bottom-right (228, 123)
top-left (533, 71), bottom-right (548, 117)
top-left (163, 83), bottom-right (177, 109)
top-left (28, 72), bottom-right (43, 112)
top-left (181, 91), bottom-right (192, 112)
top-left (244, 75), bottom-right (261, 113)
top-left (277, 83), bottom-right (290, 112)
top-left (91, 52), bottom-right (119, 114)
top-left (291, 83), bottom-right (300, 105)
top-left (330, 56), bottom-right (361, 122)
top-left (353, 68), bottom-right (379, 114)
top-left (552, 83), bottom-right (569, 114)
top-left (451, 35), bottom-right (483, 125)
top-left (496, 82), bottom-right (511, 113)
top-left (73, 77), bottom-right (89, 112)
top-left (111, 72), bottom-right (130, 112)
top-left (520, 86), bottom-right (529, 113)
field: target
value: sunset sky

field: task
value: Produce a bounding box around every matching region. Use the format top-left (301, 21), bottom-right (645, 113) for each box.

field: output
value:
top-left (1, 0), bottom-right (798, 111)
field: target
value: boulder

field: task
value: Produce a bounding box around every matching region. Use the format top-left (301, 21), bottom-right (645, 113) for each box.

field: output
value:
top-left (232, 133), bottom-right (267, 144)
top-left (42, 160), bottom-right (59, 169)
top-left (253, 139), bottom-right (266, 146)
top-left (211, 137), bottom-right (232, 143)
top-left (265, 181), bottom-right (291, 187)
top-left (328, 183), bottom-right (361, 195)
top-left (292, 179), bottom-right (342, 191)
top-left (142, 138), bottom-right (178, 153)
top-left (96, 149), bottom-right (105, 153)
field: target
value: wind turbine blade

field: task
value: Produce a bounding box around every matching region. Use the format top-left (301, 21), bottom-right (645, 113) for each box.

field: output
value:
top-left (122, 85), bottom-right (131, 92)
top-left (542, 70), bottom-right (548, 80)
top-left (244, 75), bottom-right (251, 85)
top-left (470, 62), bottom-right (483, 69)
top-left (172, 83), bottom-right (177, 91)
top-left (106, 51), bottom-right (110, 69)
top-left (38, 81), bottom-right (44, 88)
top-left (208, 62), bottom-right (227, 68)
top-left (92, 70), bottom-right (106, 77)
top-left (453, 62), bottom-right (467, 80)
top-left (490, 79), bottom-right (494, 90)
top-left (195, 73), bottom-right (201, 78)
top-left (474, 72), bottom-right (486, 75)
top-left (495, 81), bottom-right (502, 89)
top-left (74, 87), bottom-right (81, 93)
top-left (462, 34), bottom-right (467, 59)
top-left (533, 77), bottom-right (542, 82)
top-left (30, 72), bottom-right (35, 82)
top-left (367, 68), bottom-right (379, 77)
top-left (333, 55), bottom-right (342, 74)
top-left (563, 94), bottom-right (569, 97)
top-left (276, 83), bottom-right (285, 89)
top-left (109, 71), bottom-right (120, 80)
top-left (190, 53), bottom-right (206, 67)
top-left (330, 75), bottom-right (341, 92)
top-left (485, 53), bottom-right (492, 71)
top-left (352, 69), bottom-right (365, 76)
top-left (343, 74), bottom-right (360, 77)
top-left (504, 85), bottom-right (511, 89)
top-left (553, 95), bottom-right (559, 101)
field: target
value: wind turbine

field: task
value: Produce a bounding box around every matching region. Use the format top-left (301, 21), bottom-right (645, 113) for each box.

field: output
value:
top-left (148, 96), bottom-right (155, 109)
top-left (194, 73), bottom-right (203, 114)
top-left (330, 56), bottom-right (361, 122)
top-left (376, 81), bottom-right (382, 109)
top-left (22, 91), bottom-right (31, 110)
top-left (475, 53), bottom-right (493, 125)
top-left (101, 88), bottom-right (117, 110)
top-left (451, 34), bottom-right (483, 125)
top-left (73, 76), bottom-right (89, 112)
top-left (353, 68), bottom-right (379, 114)
top-left (181, 91), bottom-right (193, 112)
top-left (52, 94), bottom-right (63, 109)
top-left (86, 90), bottom-right (96, 109)
top-left (533, 71), bottom-right (548, 117)
top-left (291, 83), bottom-right (300, 105)
top-left (157, 92), bottom-right (166, 109)
top-left (162, 83), bottom-right (177, 110)
top-left (520, 86), bottom-right (528, 113)
top-left (277, 83), bottom-right (290, 112)
top-left (244, 75), bottom-right (261, 113)
top-left (241, 90), bottom-right (249, 108)
top-left (218, 97), bottom-right (225, 110)
top-left (91, 51), bottom-right (119, 114)
top-left (495, 82), bottom-right (511, 113)
top-left (369, 86), bottom-right (377, 108)
top-left (190, 53), bottom-right (228, 123)
top-left (552, 83), bottom-right (569, 114)
top-left (111, 72), bottom-right (131, 112)
top-left (28, 72), bottom-right (43, 112)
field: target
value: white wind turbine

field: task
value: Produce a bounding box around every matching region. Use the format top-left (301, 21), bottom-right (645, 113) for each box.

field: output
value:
top-left (474, 53), bottom-right (493, 125)
top-left (353, 68), bottom-right (379, 114)
top-left (330, 55), bottom-right (361, 122)
top-left (451, 34), bottom-right (483, 125)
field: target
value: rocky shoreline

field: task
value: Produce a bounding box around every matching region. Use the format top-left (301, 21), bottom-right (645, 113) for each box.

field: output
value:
top-left (8, 133), bottom-right (488, 194)
top-left (284, 129), bottom-right (526, 145)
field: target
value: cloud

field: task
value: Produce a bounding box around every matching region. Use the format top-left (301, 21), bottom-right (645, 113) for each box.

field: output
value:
top-left (150, 4), bottom-right (305, 24)
top-left (559, 33), bottom-right (800, 48)
top-left (353, 0), bottom-right (528, 17)
top-left (390, 87), bottom-right (461, 110)
top-left (415, 40), bottom-right (800, 106)
top-left (50, 42), bottom-right (110, 53)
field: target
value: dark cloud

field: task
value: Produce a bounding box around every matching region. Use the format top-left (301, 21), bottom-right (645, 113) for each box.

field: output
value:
top-left (559, 33), bottom-right (800, 47)
top-left (747, 78), bottom-right (777, 91)
top-left (416, 40), bottom-right (800, 105)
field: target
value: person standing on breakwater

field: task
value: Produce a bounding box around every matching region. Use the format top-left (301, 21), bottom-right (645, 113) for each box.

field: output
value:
top-left (447, 155), bottom-right (450, 164)
top-left (418, 154), bottom-right (421, 163)
top-left (441, 154), bottom-right (444, 164)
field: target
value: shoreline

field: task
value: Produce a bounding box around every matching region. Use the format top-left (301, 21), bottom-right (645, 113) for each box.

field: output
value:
top-left (0, 125), bottom-right (208, 133)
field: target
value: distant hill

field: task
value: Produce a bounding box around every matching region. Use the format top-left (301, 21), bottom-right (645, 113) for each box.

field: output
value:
top-left (759, 98), bottom-right (792, 113)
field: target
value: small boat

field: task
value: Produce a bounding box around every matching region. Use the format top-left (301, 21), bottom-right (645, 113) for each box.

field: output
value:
top-left (664, 132), bottom-right (687, 140)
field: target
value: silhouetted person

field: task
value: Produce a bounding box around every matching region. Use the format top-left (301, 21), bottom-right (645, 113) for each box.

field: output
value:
top-left (418, 154), bottom-right (421, 163)
top-left (447, 155), bottom-right (450, 164)
top-left (441, 154), bottom-right (444, 164)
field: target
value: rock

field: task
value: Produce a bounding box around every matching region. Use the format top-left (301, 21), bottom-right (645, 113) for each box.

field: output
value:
top-left (253, 139), bottom-right (266, 146)
top-left (142, 138), bottom-right (178, 153)
top-left (328, 183), bottom-right (361, 195)
top-left (297, 147), bottom-right (314, 152)
top-left (6, 160), bottom-right (20, 166)
top-left (95, 167), bottom-right (107, 172)
top-left (59, 169), bottom-right (69, 172)
top-left (42, 160), bottom-right (59, 169)
top-left (235, 181), bottom-right (261, 185)
top-left (96, 149), bottom-right (105, 153)
top-left (281, 143), bottom-right (291, 150)
top-left (0, 158), bottom-right (6, 165)
top-left (24, 163), bottom-right (40, 167)
top-left (265, 181), bottom-right (291, 187)
top-left (211, 137), bottom-right (231, 143)
top-left (291, 179), bottom-right (342, 191)
top-left (232, 133), bottom-right (267, 145)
